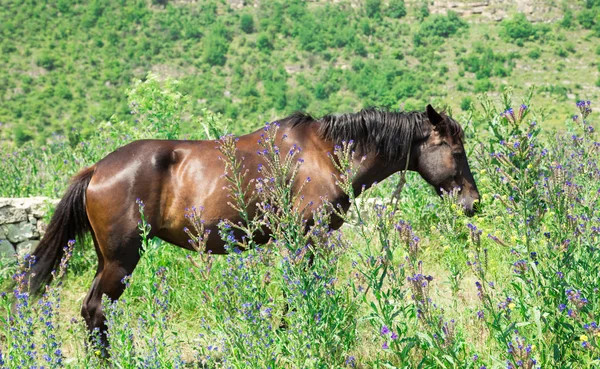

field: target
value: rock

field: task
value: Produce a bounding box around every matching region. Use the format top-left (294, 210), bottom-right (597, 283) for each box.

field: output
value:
top-left (3, 222), bottom-right (37, 244)
top-left (0, 239), bottom-right (15, 259)
top-left (37, 221), bottom-right (49, 237)
top-left (16, 240), bottom-right (39, 257)
top-left (0, 206), bottom-right (27, 224)
top-left (28, 198), bottom-right (59, 218)
top-left (227, 0), bottom-right (245, 9)
top-left (0, 225), bottom-right (5, 240)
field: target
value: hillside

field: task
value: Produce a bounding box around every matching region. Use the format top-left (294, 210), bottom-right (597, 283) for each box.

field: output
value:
top-left (1, 0), bottom-right (599, 145)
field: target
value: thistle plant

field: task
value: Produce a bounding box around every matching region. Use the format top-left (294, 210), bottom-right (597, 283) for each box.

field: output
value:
top-left (0, 241), bottom-right (75, 368)
top-left (469, 94), bottom-right (599, 368)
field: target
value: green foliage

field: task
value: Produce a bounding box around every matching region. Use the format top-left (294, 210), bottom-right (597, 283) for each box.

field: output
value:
top-left (474, 78), bottom-right (494, 93)
top-left (587, 0), bottom-right (600, 8)
top-left (528, 47), bottom-right (542, 59)
top-left (459, 45), bottom-right (514, 79)
top-left (555, 45), bottom-right (569, 57)
top-left (240, 13), bottom-right (254, 34)
top-left (500, 13), bottom-right (549, 43)
top-left (202, 23), bottom-right (230, 66)
top-left (415, 0), bottom-right (430, 21)
top-left (365, 0), bottom-right (382, 18)
top-left (386, 0), bottom-right (407, 19)
top-left (578, 8), bottom-right (598, 29)
top-left (560, 9), bottom-right (574, 28)
top-left (0, 0), bottom-right (593, 149)
top-left (460, 96), bottom-right (473, 111)
top-left (3, 82), bottom-right (600, 368)
top-left (256, 33), bottom-right (273, 54)
top-left (413, 11), bottom-right (468, 46)
top-left (36, 52), bottom-right (58, 71)
top-left (127, 73), bottom-right (184, 140)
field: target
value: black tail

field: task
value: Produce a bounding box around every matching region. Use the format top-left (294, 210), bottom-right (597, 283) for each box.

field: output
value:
top-left (27, 166), bottom-right (95, 294)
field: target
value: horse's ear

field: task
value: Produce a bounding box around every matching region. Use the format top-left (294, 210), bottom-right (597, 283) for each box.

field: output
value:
top-left (426, 104), bottom-right (444, 126)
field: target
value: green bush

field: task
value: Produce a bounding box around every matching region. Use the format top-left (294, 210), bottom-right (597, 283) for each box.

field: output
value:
top-left (256, 33), bottom-right (273, 53)
top-left (413, 11), bottom-right (468, 46)
top-left (386, 0), bottom-right (407, 18)
top-left (473, 78), bottom-right (493, 93)
top-left (586, 0), bottom-right (600, 8)
top-left (560, 9), bottom-right (574, 28)
top-left (459, 47), bottom-right (513, 79)
top-left (500, 13), bottom-right (547, 43)
top-left (36, 52), bottom-right (58, 71)
top-left (415, 0), bottom-right (430, 21)
top-left (365, 0), bottom-right (382, 18)
top-left (460, 96), bottom-right (472, 111)
top-left (555, 46), bottom-right (568, 58)
top-left (527, 47), bottom-right (541, 59)
top-left (202, 23), bottom-right (230, 66)
top-left (578, 8), bottom-right (598, 29)
top-left (240, 13), bottom-right (254, 34)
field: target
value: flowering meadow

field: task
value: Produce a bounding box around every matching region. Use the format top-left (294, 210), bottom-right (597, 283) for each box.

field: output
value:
top-left (1, 88), bottom-right (600, 368)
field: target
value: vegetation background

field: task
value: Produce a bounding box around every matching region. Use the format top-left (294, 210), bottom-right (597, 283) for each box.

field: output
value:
top-left (1, 0), bottom-right (599, 146)
top-left (2, 0), bottom-right (600, 368)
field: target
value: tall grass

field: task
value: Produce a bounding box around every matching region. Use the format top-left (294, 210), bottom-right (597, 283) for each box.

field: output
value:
top-left (1, 87), bottom-right (599, 368)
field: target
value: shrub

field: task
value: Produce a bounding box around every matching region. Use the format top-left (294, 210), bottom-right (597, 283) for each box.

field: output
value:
top-left (413, 11), bottom-right (468, 46)
top-left (473, 78), bottom-right (493, 93)
top-left (387, 0), bottom-right (407, 19)
top-left (528, 47), bottom-right (541, 59)
top-left (556, 46), bottom-right (568, 57)
top-left (578, 8), bottom-right (598, 29)
top-left (560, 9), bottom-right (574, 28)
top-left (240, 13), bottom-right (254, 34)
top-left (360, 18), bottom-right (373, 35)
top-left (586, 0), bottom-right (600, 8)
top-left (500, 13), bottom-right (547, 42)
top-left (256, 33), bottom-right (273, 53)
top-left (459, 47), bottom-right (513, 79)
top-left (460, 96), bottom-right (473, 111)
top-left (202, 23), bottom-right (230, 66)
top-left (365, 0), bottom-right (382, 18)
top-left (36, 52), bottom-right (58, 71)
top-left (415, 0), bottom-right (430, 21)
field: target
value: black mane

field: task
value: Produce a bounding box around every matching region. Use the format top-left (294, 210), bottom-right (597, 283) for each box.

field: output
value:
top-left (280, 109), bottom-right (463, 162)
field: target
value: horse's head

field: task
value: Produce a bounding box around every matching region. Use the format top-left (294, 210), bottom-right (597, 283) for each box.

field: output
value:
top-left (414, 105), bottom-right (480, 216)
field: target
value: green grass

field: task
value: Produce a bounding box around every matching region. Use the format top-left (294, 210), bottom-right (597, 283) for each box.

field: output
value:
top-left (1, 88), bottom-right (600, 368)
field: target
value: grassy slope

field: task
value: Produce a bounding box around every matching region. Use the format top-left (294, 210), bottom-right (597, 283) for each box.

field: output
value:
top-left (1, 0), bottom-right (598, 147)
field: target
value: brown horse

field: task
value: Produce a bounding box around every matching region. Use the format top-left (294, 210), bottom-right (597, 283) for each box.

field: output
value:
top-left (26, 104), bottom-right (479, 343)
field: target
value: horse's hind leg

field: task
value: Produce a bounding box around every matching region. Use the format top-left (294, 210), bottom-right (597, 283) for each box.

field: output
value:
top-left (81, 230), bottom-right (142, 350)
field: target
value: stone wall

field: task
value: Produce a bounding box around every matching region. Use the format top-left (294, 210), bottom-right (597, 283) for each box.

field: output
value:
top-left (0, 198), bottom-right (59, 259)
